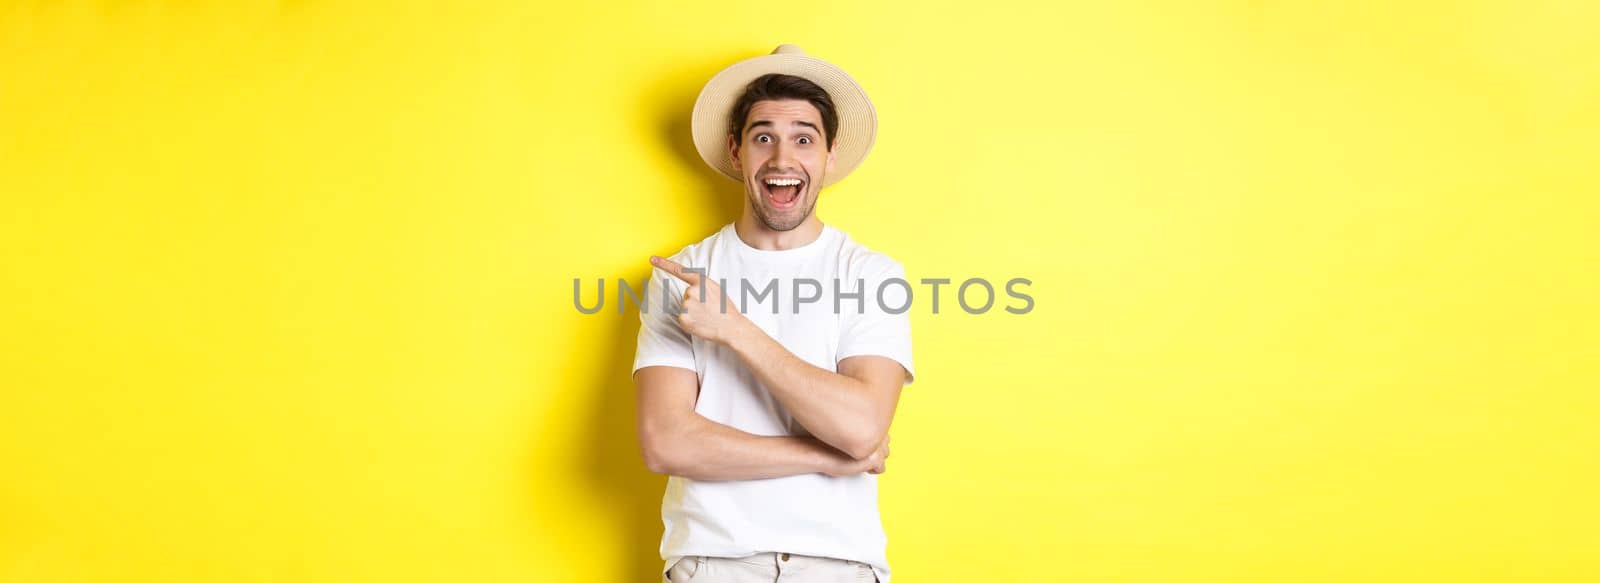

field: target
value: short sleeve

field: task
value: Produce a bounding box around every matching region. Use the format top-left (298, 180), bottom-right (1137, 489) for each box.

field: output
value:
top-left (836, 258), bottom-right (916, 385)
top-left (632, 267), bottom-right (696, 374)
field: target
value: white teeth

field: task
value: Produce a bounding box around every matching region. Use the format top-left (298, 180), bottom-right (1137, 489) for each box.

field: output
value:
top-left (764, 178), bottom-right (801, 186)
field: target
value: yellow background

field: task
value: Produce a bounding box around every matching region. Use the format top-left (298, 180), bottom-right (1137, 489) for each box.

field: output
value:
top-left (3, 1), bottom-right (1597, 581)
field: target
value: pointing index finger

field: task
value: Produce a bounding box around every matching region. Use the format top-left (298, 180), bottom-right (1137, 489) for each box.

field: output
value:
top-left (650, 256), bottom-right (702, 285)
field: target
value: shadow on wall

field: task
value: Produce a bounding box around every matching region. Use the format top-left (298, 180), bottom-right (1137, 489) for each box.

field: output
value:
top-left (561, 51), bottom-right (748, 582)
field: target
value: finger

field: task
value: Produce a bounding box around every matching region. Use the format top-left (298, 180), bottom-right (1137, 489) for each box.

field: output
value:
top-left (650, 256), bottom-right (702, 286)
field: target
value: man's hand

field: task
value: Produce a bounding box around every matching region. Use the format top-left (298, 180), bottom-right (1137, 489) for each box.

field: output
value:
top-left (651, 255), bottom-right (753, 346)
top-left (824, 434), bottom-right (889, 477)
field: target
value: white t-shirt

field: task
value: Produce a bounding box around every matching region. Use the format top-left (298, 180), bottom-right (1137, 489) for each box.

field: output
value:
top-left (632, 222), bottom-right (915, 583)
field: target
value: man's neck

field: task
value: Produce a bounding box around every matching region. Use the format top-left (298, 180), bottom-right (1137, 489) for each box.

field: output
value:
top-left (733, 214), bottom-right (825, 251)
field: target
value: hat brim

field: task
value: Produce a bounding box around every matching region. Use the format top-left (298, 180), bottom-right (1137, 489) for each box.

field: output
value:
top-left (691, 51), bottom-right (876, 189)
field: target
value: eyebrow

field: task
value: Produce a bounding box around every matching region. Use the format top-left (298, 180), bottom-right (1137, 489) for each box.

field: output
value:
top-left (746, 120), bottom-right (820, 134)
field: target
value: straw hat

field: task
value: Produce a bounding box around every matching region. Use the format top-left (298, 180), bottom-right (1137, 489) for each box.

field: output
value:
top-left (690, 44), bottom-right (877, 188)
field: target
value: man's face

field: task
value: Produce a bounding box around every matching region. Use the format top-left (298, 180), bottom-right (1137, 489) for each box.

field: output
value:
top-left (728, 99), bottom-right (835, 232)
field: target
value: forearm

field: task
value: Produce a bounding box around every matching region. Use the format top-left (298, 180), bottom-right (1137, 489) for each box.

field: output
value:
top-left (725, 325), bottom-right (879, 458)
top-left (648, 413), bottom-right (849, 481)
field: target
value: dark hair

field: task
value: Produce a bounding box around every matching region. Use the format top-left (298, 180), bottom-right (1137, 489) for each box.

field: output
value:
top-left (727, 74), bottom-right (839, 150)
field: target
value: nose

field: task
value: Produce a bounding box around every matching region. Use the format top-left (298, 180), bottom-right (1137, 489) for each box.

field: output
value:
top-left (770, 141), bottom-right (798, 170)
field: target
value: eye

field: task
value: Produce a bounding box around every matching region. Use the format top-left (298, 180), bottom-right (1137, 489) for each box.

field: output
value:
top-left (797, 136), bottom-right (812, 145)
top-left (756, 134), bottom-right (772, 144)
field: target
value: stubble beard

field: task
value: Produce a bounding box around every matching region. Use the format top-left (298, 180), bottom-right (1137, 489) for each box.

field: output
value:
top-left (747, 183), bottom-right (818, 232)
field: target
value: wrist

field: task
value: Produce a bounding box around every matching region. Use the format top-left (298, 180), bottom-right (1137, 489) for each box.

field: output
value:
top-left (720, 315), bottom-right (760, 349)
top-left (805, 436), bottom-right (853, 476)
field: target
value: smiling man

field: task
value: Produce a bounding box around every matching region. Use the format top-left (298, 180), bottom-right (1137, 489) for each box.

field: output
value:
top-left (633, 45), bottom-right (914, 583)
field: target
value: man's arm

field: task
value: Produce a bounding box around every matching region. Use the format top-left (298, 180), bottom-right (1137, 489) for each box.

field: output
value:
top-left (648, 256), bottom-right (907, 461)
top-left (725, 334), bottom-right (904, 461)
top-left (634, 365), bottom-right (886, 480)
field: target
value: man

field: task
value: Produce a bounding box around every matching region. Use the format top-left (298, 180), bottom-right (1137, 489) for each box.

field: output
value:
top-left (633, 45), bottom-right (913, 583)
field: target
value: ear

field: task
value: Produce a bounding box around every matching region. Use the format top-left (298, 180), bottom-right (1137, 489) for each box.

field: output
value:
top-left (726, 134), bottom-right (740, 171)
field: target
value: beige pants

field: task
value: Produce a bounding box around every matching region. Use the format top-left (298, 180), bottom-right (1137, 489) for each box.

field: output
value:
top-left (665, 552), bottom-right (880, 583)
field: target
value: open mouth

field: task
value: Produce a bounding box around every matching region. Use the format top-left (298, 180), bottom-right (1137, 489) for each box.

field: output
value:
top-left (761, 176), bottom-right (804, 210)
